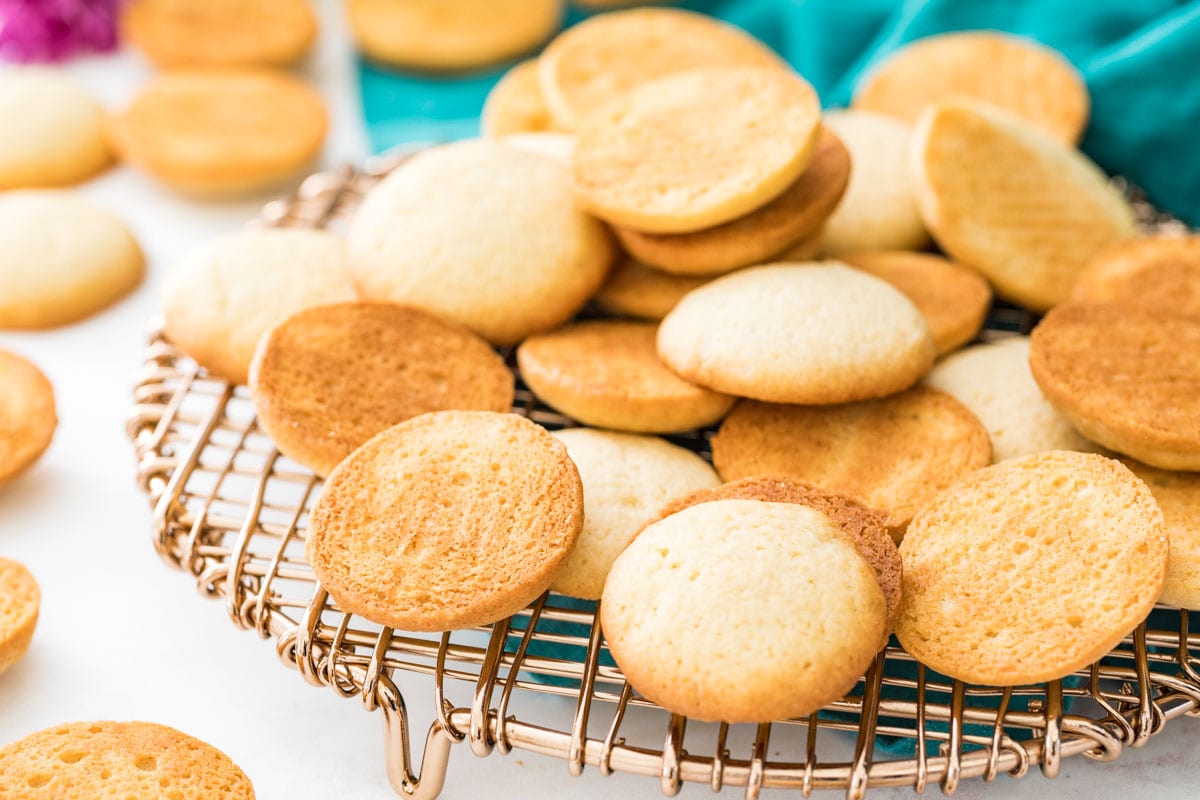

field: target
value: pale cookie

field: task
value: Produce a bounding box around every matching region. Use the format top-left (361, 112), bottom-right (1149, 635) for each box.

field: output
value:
top-left (0, 558), bottom-right (39, 675)
top-left (897, 452), bottom-right (1167, 685)
top-left (601, 499), bottom-right (885, 722)
top-left (612, 128), bottom-right (850, 275)
top-left (121, 0), bottom-right (317, 68)
top-left (161, 229), bottom-right (357, 385)
top-left (592, 258), bottom-right (710, 321)
top-left (482, 60), bottom-right (553, 137)
top-left (840, 251), bottom-right (991, 355)
top-left (500, 132), bottom-right (574, 165)
top-left (114, 69), bottom-right (327, 195)
top-left (0, 720), bottom-right (255, 799)
top-left (712, 388), bottom-right (991, 533)
top-left (550, 428), bottom-right (719, 600)
top-left (0, 350), bottom-right (56, 486)
top-left (0, 68), bottom-right (110, 189)
top-left (854, 32), bottom-right (1089, 144)
top-left (517, 320), bottom-right (734, 433)
top-left (820, 110), bottom-right (929, 256)
top-left (346, 0), bottom-right (562, 71)
top-left (538, 7), bottom-right (786, 131)
top-left (911, 99), bottom-right (1136, 311)
top-left (308, 411), bottom-right (583, 632)
top-left (250, 302), bottom-right (514, 477)
top-left (1123, 460), bottom-right (1200, 610)
top-left (1030, 304), bottom-right (1200, 470)
top-left (573, 66), bottom-right (821, 234)
top-left (0, 191), bottom-right (144, 329)
top-left (658, 263), bottom-right (936, 404)
top-left (347, 139), bottom-right (613, 345)
top-left (926, 337), bottom-right (1099, 462)
top-left (1072, 235), bottom-right (1200, 315)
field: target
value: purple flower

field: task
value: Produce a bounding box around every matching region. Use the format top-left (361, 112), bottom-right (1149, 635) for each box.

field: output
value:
top-left (0, 0), bottom-right (123, 63)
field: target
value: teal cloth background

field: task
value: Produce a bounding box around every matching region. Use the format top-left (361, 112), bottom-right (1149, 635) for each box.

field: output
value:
top-left (359, 0), bottom-right (1200, 224)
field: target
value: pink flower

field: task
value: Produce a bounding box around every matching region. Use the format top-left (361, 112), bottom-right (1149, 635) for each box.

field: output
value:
top-left (0, 0), bottom-right (122, 63)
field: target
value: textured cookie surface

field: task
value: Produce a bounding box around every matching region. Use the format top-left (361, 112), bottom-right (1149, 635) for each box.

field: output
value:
top-left (0, 720), bottom-right (254, 799)
top-left (1030, 303), bottom-right (1200, 470)
top-left (0, 191), bottom-right (143, 329)
top-left (122, 0), bottom-right (316, 67)
top-left (308, 411), bottom-right (583, 631)
top-left (1072, 235), bottom-right (1200, 316)
top-left (911, 99), bottom-right (1135, 311)
top-left (593, 258), bottom-right (711, 321)
top-left (573, 67), bottom-right (821, 234)
top-left (250, 302), bottom-right (513, 477)
top-left (161, 228), bottom-right (357, 385)
top-left (518, 320), bottom-right (734, 433)
top-left (712, 388), bottom-right (991, 532)
top-left (550, 428), bottom-right (719, 599)
top-left (481, 60), bottom-right (553, 137)
top-left (347, 139), bottom-right (612, 345)
top-left (658, 263), bottom-right (935, 404)
top-left (0, 351), bottom-right (56, 486)
top-left (602, 499), bottom-right (885, 722)
top-left (0, 558), bottom-right (39, 675)
top-left (897, 452), bottom-right (1167, 685)
top-left (1124, 460), bottom-right (1200, 610)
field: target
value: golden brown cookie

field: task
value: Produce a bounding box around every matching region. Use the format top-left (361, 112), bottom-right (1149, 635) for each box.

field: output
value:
top-left (1123, 460), bottom-right (1200, 610)
top-left (308, 411), bottom-right (583, 631)
top-left (1072, 235), bottom-right (1200, 315)
top-left (481, 60), bottom-right (554, 137)
top-left (250, 302), bottom-right (514, 477)
top-left (121, 0), bottom-right (317, 67)
top-left (592, 258), bottom-right (711, 321)
top-left (0, 350), bottom-right (56, 486)
top-left (0, 558), bottom-right (39, 675)
top-left (517, 320), bottom-right (734, 433)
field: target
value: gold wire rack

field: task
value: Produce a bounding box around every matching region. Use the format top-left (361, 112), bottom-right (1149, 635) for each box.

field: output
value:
top-left (127, 154), bottom-right (1200, 799)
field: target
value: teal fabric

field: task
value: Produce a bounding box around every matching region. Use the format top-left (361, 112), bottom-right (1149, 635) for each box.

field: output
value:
top-left (359, 0), bottom-right (1200, 224)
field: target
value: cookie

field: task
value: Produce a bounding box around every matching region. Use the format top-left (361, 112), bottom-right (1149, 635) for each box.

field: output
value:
top-left (0, 350), bottom-right (56, 486)
top-left (550, 428), bottom-right (719, 600)
top-left (346, 0), bottom-right (562, 71)
top-left (820, 110), bottom-right (929, 256)
top-left (0, 191), bottom-right (144, 329)
top-left (517, 320), bottom-right (734, 433)
top-left (1123, 460), bottom-right (1200, 610)
top-left (611, 128), bottom-right (850, 275)
top-left (1030, 303), bottom-right (1200, 470)
top-left (601, 499), bottom-right (886, 722)
top-left (839, 251), bottom-right (991, 355)
top-left (911, 99), bottom-right (1136, 311)
top-left (657, 263), bottom-right (936, 404)
top-left (592, 258), bottom-right (710, 321)
top-left (500, 132), bottom-right (574, 165)
top-left (926, 337), bottom-right (1099, 463)
top-left (538, 7), bottom-right (786, 131)
top-left (308, 411), bottom-right (583, 632)
top-left (853, 32), bottom-right (1089, 144)
top-left (347, 139), bottom-right (613, 345)
top-left (161, 229), bottom-right (357, 385)
top-left (250, 302), bottom-right (514, 477)
top-left (0, 68), bottom-right (110, 189)
top-left (573, 66), bottom-right (821, 234)
top-left (121, 0), bottom-right (317, 68)
top-left (482, 60), bottom-right (553, 137)
top-left (711, 388), bottom-right (992, 533)
top-left (897, 452), bottom-right (1167, 685)
top-left (114, 69), bottom-right (327, 195)
top-left (772, 227), bottom-right (825, 261)
top-left (0, 558), bottom-right (39, 675)
top-left (1072, 235), bottom-right (1200, 315)
top-left (0, 721), bottom-right (254, 799)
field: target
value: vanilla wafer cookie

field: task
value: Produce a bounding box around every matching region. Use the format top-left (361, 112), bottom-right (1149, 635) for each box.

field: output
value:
top-left (592, 258), bottom-right (711, 321)
top-left (122, 0), bottom-right (317, 67)
top-left (1072, 235), bottom-right (1200, 315)
top-left (0, 558), bottom-right (39, 675)
top-left (0, 350), bottom-right (56, 486)
top-left (482, 60), bottom-right (554, 137)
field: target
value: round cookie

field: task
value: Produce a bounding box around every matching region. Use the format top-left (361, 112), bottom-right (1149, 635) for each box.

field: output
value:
top-left (612, 128), bottom-right (851, 275)
top-left (0, 68), bottom-right (110, 189)
top-left (538, 7), bottom-right (786, 131)
top-left (114, 69), bottom-right (327, 195)
top-left (711, 388), bottom-right (992, 533)
top-left (121, 0), bottom-right (317, 67)
top-left (911, 99), bottom-right (1136, 311)
top-left (820, 110), bottom-right (929, 256)
top-left (347, 139), bottom-right (613, 345)
top-left (657, 263), bottom-right (936, 405)
top-left (592, 258), bottom-right (710, 321)
top-left (1072, 235), bottom-right (1200, 315)
top-left (517, 320), bottom-right (734, 433)
top-left (0, 350), bottom-right (56, 486)
top-left (308, 411), bottom-right (583, 632)
top-left (839, 251), bottom-right (992, 355)
top-left (250, 302), bottom-right (514, 477)
top-left (573, 66), bottom-right (821, 234)
top-left (1030, 303), bottom-right (1200, 470)
top-left (500, 132), bottom-right (574, 165)
top-left (550, 428), bottom-right (719, 600)
top-left (0, 191), bottom-right (144, 329)
top-left (345, 0), bottom-right (562, 71)
top-left (0, 720), bottom-right (255, 799)
top-left (482, 60), bottom-right (553, 137)
top-left (1123, 460), bottom-right (1200, 610)
top-left (161, 228), bottom-right (357, 385)
top-left (601, 499), bottom-right (886, 722)
top-left (0, 558), bottom-right (39, 675)
top-left (853, 32), bottom-right (1089, 144)
top-left (897, 452), bottom-right (1167, 685)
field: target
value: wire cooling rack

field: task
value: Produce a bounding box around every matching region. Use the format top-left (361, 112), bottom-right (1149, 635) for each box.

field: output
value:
top-left (126, 154), bottom-right (1200, 799)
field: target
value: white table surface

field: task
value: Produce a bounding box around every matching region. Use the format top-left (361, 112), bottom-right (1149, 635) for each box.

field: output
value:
top-left (2, 3), bottom-right (1198, 798)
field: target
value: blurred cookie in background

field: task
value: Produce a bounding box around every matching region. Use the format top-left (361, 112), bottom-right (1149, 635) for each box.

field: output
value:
top-left (0, 350), bottom-right (56, 486)
top-left (122, 0), bottom-right (317, 68)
